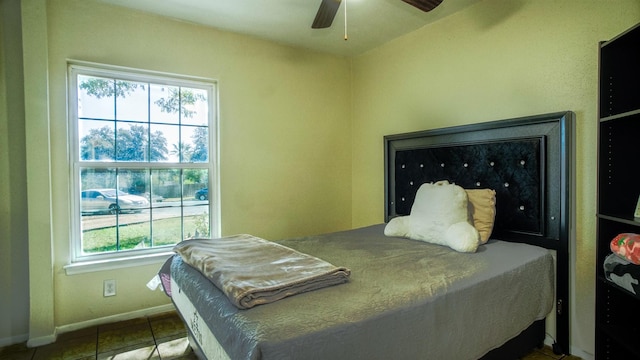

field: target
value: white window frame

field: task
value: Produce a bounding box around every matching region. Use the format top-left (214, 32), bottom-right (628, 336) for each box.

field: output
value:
top-left (65, 61), bottom-right (220, 272)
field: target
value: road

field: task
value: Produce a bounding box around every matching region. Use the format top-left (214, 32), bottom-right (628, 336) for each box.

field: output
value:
top-left (82, 200), bottom-right (209, 230)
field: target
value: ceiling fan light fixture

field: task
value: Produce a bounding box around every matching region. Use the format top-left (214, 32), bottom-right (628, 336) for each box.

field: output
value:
top-left (401, 0), bottom-right (444, 12)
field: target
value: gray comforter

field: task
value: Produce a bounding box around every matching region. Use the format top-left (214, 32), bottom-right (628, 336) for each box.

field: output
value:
top-left (170, 224), bottom-right (554, 360)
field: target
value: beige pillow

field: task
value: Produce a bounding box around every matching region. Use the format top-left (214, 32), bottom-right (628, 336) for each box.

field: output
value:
top-left (465, 189), bottom-right (496, 244)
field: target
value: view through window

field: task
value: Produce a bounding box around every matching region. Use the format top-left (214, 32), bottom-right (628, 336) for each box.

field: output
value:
top-left (69, 63), bottom-right (217, 262)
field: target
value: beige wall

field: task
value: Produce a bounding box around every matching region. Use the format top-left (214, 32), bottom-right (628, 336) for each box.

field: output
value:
top-left (19, 0), bottom-right (351, 344)
top-left (351, 0), bottom-right (640, 357)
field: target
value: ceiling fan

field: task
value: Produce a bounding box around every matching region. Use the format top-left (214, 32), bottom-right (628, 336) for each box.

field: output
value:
top-left (311, 0), bottom-right (444, 29)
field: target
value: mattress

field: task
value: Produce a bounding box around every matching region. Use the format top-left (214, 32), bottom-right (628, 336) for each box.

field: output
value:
top-left (169, 224), bottom-right (554, 360)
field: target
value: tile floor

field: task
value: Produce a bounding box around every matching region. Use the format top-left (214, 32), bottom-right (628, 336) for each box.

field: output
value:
top-left (0, 311), bottom-right (582, 360)
top-left (0, 311), bottom-right (196, 360)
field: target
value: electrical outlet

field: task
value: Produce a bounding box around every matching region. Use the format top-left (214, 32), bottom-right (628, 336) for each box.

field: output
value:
top-left (104, 279), bottom-right (116, 297)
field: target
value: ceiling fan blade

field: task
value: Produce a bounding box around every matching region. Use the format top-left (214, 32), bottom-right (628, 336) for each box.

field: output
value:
top-left (401, 0), bottom-right (443, 12)
top-left (312, 0), bottom-right (342, 29)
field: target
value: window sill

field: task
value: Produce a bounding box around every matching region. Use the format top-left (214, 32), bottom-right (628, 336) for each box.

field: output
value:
top-left (64, 251), bottom-right (173, 275)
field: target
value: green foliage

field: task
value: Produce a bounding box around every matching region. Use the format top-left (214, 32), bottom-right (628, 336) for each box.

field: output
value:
top-left (183, 169), bottom-right (206, 184)
top-left (171, 142), bottom-right (193, 162)
top-left (80, 126), bottom-right (115, 160)
top-left (190, 127), bottom-right (208, 162)
top-left (191, 211), bottom-right (210, 238)
top-left (79, 78), bottom-right (142, 99)
top-left (154, 88), bottom-right (206, 118)
top-left (80, 124), bottom-right (168, 161)
top-left (78, 77), bottom-right (208, 163)
top-left (79, 77), bottom-right (205, 118)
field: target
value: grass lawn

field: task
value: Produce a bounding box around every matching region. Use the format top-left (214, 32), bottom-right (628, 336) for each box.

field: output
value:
top-left (82, 215), bottom-right (207, 253)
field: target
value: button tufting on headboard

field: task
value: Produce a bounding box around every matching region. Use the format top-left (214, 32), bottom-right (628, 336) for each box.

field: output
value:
top-left (390, 138), bottom-right (544, 236)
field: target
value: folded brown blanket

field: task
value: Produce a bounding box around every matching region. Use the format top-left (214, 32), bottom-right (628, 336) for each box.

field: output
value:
top-left (173, 234), bottom-right (351, 309)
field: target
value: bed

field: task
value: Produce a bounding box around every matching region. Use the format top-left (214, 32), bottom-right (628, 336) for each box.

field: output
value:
top-left (160, 111), bottom-right (574, 359)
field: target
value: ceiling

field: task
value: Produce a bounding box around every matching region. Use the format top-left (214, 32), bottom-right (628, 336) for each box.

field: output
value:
top-left (96, 0), bottom-right (483, 57)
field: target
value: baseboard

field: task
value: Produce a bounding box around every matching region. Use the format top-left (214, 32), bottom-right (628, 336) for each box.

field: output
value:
top-left (569, 346), bottom-right (594, 360)
top-left (26, 333), bottom-right (57, 348)
top-left (55, 303), bottom-right (176, 336)
top-left (20, 303), bottom-right (177, 348)
top-left (0, 333), bottom-right (28, 348)
top-left (544, 338), bottom-right (593, 360)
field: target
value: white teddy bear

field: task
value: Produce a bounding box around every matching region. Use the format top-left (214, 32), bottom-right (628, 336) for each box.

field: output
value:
top-left (384, 180), bottom-right (480, 253)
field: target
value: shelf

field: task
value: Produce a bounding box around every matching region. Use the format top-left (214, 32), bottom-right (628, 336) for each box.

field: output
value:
top-left (598, 114), bottom-right (640, 217)
top-left (596, 281), bottom-right (640, 358)
top-left (597, 214), bottom-right (640, 227)
top-left (597, 275), bottom-right (640, 302)
top-left (597, 22), bottom-right (640, 360)
top-left (599, 23), bottom-right (640, 118)
top-left (600, 108), bottom-right (640, 122)
top-left (598, 323), bottom-right (640, 359)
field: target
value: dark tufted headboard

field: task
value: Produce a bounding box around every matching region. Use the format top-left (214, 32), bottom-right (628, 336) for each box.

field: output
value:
top-left (391, 138), bottom-right (545, 237)
top-left (384, 111), bottom-right (574, 354)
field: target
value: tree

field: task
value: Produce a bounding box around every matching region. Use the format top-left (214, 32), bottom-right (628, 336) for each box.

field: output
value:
top-left (189, 127), bottom-right (208, 162)
top-left (115, 124), bottom-right (147, 161)
top-left (170, 142), bottom-right (193, 162)
top-left (184, 169), bottom-right (207, 184)
top-left (79, 78), bottom-right (142, 99)
top-left (78, 76), bottom-right (206, 162)
top-left (154, 88), bottom-right (206, 119)
top-left (80, 78), bottom-right (205, 118)
top-left (80, 125), bottom-right (168, 161)
top-left (80, 126), bottom-right (115, 160)
top-left (149, 129), bottom-right (168, 162)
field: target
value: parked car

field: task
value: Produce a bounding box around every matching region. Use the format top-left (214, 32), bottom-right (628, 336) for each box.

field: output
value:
top-left (81, 189), bottom-right (149, 214)
top-left (195, 188), bottom-right (208, 200)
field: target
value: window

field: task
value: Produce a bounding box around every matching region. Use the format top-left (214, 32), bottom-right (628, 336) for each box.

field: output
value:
top-left (68, 62), bottom-right (218, 265)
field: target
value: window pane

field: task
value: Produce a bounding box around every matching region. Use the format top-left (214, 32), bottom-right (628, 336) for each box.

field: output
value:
top-left (82, 218), bottom-right (118, 254)
top-left (79, 120), bottom-right (115, 161)
top-left (184, 168), bottom-right (208, 202)
top-left (150, 84), bottom-right (180, 124)
top-left (184, 206), bottom-right (209, 239)
top-left (150, 126), bottom-right (170, 162)
top-left (80, 167), bottom-right (117, 195)
top-left (152, 169), bottom-right (181, 206)
top-left (183, 126), bottom-right (208, 163)
top-left (149, 168), bottom-right (182, 245)
top-left (80, 168), bottom-right (118, 254)
top-left (78, 75), bottom-right (115, 120)
top-left (181, 88), bottom-right (208, 126)
top-left (151, 207), bottom-right (183, 246)
top-left (151, 123), bottom-right (178, 162)
top-left (148, 169), bottom-right (166, 206)
top-left (116, 122), bottom-right (149, 161)
top-left (184, 168), bottom-right (209, 237)
top-left (116, 80), bottom-right (149, 121)
top-left (120, 168), bottom-right (151, 205)
top-left (118, 219), bottom-right (151, 250)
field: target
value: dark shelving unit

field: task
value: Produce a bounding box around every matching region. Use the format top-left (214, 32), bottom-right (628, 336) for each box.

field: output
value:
top-left (596, 22), bottom-right (640, 360)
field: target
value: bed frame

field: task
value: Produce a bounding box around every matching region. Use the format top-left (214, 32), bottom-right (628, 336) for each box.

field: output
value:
top-left (383, 111), bottom-right (574, 355)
